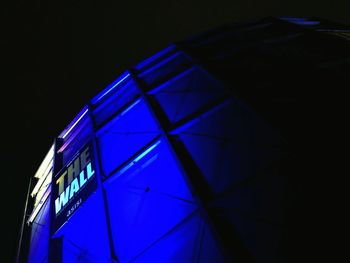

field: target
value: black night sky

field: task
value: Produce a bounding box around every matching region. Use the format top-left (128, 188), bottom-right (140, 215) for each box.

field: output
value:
top-left (1, 0), bottom-right (348, 261)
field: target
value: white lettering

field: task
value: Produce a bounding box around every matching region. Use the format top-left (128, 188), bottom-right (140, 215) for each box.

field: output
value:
top-left (55, 185), bottom-right (70, 214)
top-left (69, 178), bottom-right (79, 199)
top-left (79, 170), bottom-right (87, 188)
top-left (87, 162), bottom-right (95, 179)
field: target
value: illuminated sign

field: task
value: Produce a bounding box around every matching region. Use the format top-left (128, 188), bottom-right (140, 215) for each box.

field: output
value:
top-left (52, 143), bottom-right (97, 233)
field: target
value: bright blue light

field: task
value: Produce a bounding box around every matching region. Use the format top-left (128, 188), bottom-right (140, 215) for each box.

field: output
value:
top-left (92, 73), bottom-right (130, 104)
top-left (133, 140), bottom-right (161, 162)
top-left (61, 108), bottom-right (88, 139)
top-left (106, 139), bottom-right (161, 183)
top-left (120, 99), bottom-right (141, 116)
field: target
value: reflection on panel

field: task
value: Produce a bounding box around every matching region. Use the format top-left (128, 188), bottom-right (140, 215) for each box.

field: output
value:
top-left (104, 139), bottom-right (207, 262)
top-left (97, 99), bottom-right (160, 177)
top-left (92, 78), bottom-right (141, 128)
top-left (149, 67), bottom-right (228, 125)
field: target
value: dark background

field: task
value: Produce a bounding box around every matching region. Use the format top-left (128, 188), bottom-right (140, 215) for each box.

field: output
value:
top-left (1, 0), bottom-right (348, 261)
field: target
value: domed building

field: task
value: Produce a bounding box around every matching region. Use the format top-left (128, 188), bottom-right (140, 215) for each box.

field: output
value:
top-left (21, 17), bottom-right (349, 263)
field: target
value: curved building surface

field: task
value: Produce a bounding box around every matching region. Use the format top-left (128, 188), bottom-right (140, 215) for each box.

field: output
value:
top-left (22, 17), bottom-right (349, 263)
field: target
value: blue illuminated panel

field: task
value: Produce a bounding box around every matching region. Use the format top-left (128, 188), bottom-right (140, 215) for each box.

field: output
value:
top-left (97, 99), bottom-right (160, 177)
top-left (150, 67), bottom-right (228, 124)
top-left (104, 139), bottom-right (199, 262)
top-left (57, 190), bottom-right (111, 263)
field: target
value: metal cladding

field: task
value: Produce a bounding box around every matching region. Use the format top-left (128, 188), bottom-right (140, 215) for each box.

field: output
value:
top-left (24, 17), bottom-right (350, 263)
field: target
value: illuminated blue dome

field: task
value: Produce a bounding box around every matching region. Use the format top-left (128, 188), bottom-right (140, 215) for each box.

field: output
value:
top-left (24, 17), bottom-right (350, 263)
